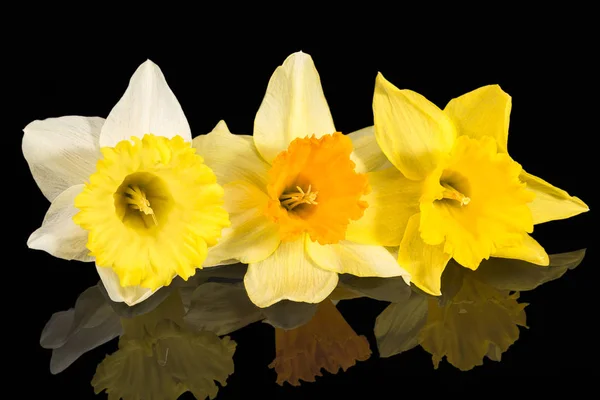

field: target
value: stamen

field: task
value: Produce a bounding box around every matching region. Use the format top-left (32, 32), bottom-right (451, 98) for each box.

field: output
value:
top-left (441, 183), bottom-right (470, 206)
top-left (125, 185), bottom-right (158, 225)
top-left (280, 184), bottom-right (319, 211)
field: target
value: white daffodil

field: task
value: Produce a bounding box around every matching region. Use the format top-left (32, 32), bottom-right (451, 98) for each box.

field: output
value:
top-left (24, 60), bottom-right (230, 306)
top-left (194, 52), bottom-right (411, 308)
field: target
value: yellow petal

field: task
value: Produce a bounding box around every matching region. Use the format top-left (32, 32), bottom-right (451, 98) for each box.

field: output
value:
top-left (254, 52), bottom-right (336, 164)
top-left (373, 73), bottom-right (456, 180)
top-left (492, 234), bottom-right (549, 266)
top-left (244, 236), bottom-right (339, 307)
top-left (398, 213), bottom-right (451, 296)
top-left (474, 249), bottom-right (586, 291)
top-left (346, 167), bottom-right (422, 246)
top-left (204, 180), bottom-right (280, 266)
top-left (192, 120), bottom-right (270, 188)
top-left (306, 237), bottom-right (410, 280)
top-left (374, 292), bottom-right (429, 357)
top-left (444, 85), bottom-right (511, 153)
top-left (521, 170), bottom-right (589, 225)
top-left (348, 126), bottom-right (393, 174)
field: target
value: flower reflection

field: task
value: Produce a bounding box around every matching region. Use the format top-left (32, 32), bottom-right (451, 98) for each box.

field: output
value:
top-left (269, 299), bottom-right (371, 386)
top-left (92, 290), bottom-right (236, 400)
top-left (375, 249), bottom-right (586, 370)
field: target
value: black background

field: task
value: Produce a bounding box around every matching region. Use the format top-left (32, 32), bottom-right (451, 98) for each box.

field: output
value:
top-left (11, 26), bottom-right (596, 399)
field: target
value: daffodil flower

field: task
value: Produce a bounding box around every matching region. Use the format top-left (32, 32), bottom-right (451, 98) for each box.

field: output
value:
top-left (193, 52), bottom-right (410, 308)
top-left (347, 75), bottom-right (589, 295)
top-left (23, 60), bottom-right (229, 306)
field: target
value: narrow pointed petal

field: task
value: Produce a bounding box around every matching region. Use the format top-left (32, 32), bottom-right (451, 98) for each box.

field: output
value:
top-left (204, 181), bottom-right (280, 266)
top-left (27, 184), bottom-right (92, 262)
top-left (192, 120), bottom-right (270, 188)
top-left (373, 73), bottom-right (456, 180)
top-left (339, 274), bottom-right (412, 303)
top-left (348, 126), bottom-right (392, 173)
top-left (254, 52), bottom-right (335, 163)
top-left (346, 167), bottom-right (422, 246)
top-left (521, 170), bottom-right (589, 224)
top-left (23, 116), bottom-right (104, 201)
top-left (96, 264), bottom-right (160, 306)
top-left (244, 237), bottom-right (339, 307)
top-left (100, 60), bottom-right (191, 147)
top-left (474, 249), bottom-right (586, 291)
top-left (398, 213), bottom-right (451, 296)
top-left (185, 282), bottom-right (263, 336)
top-left (444, 85), bottom-right (511, 152)
top-left (493, 234), bottom-right (549, 266)
top-left (374, 292), bottom-right (429, 357)
top-left (306, 237), bottom-right (410, 280)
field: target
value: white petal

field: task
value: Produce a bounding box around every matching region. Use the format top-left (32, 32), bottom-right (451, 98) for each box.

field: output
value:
top-left (254, 51), bottom-right (336, 163)
top-left (95, 265), bottom-right (160, 306)
top-left (185, 282), bottom-right (263, 336)
top-left (348, 126), bottom-right (393, 174)
top-left (23, 116), bottom-right (103, 201)
top-left (40, 310), bottom-right (75, 349)
top-left (192, 120), bottom-right (270, 187)
top-left (306, 239), bottom-right (411, 280)
top-left (27, 184), bottom-right (93, 262)
top-left (100, 60), bottom-right (191, 147)
top-left (244, 236), bottom-right (339, 307)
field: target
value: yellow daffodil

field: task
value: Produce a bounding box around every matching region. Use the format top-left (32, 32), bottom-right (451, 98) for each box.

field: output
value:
top-left (92, 290), bottom-right (236, 400)
top-left (269, 299), bottom-right (371, 386)
top-left (24, 60), bottom-right (229, 306)
top-left (348, 75), bottom-right (589, 295)
top-left (194, 52), bottom-right (410, 307)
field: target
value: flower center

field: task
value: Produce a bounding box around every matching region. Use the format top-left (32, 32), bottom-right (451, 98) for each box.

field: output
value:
top-left (113, 171), bottom-right (173, 234)
top-left (440, 183), bottom-right (470, 206)
top-left (265, 133), bottom-right (369, 245)
top-left (279, 184), bottom-right (319, 211)
top-left (124, 185), bottom-right (157, 225)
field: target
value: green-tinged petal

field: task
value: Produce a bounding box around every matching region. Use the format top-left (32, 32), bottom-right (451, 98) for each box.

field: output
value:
top-left (338, 275), bottom-right (411, 303)
top-left (204, 180), bottom-right (280, 266)
top-left (254, 52), bottom-right (335, 164)
top-left (306, 237), bottom-right (410, 280)
top-left (185, 282), bottom-right (263, 336)
top-left (346, 167), bottom-right (422, 246)
top-left (374, 292), bottom-right (429, 357)
top-left (493, 234), bottom-right (549, 266)
top-left (474, 249), bottom-right (586, 291)
top-left (373, 73), bottom-right (456, 180)
top-left (99, 60), bottom-right (191, 147)
top-left (348, 126), bottom-right (392, 173)
top-left (98, 282), bottom-right (174, 319)
top-left (27, 184), bottom-right (93, 262)
top-left (398, 213), bottom-right (451, 296)
top-left (22, 116), bottom-right (104, 201)
top-left (244, 236), bottom-right (339, 308)
top-left (521, 170), bottom-right (589, 224)
top-left (96, 264), bottom-right (160, 306)
top-left (262, 301), bottom-right (318, 331)
top-left (444, 85), bottom-right (511, 153)
top-left (192, 120), bottom-right (270, 188)
top-left (40, 285), bottom-right (121, 374)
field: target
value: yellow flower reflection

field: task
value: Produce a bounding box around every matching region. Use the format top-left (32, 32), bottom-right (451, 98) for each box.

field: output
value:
top-left (92, 290), bottom-right (236, 400)
top-left (269, 299), bottom-right (371, 386)
top-left (375, 250), bottom-right (585, 371)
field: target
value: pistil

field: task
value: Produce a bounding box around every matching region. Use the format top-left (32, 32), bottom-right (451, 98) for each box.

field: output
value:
top-left (125, 185), bottom-right (158, 225)
top-left (441, 183), bottom-right (470, 206)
